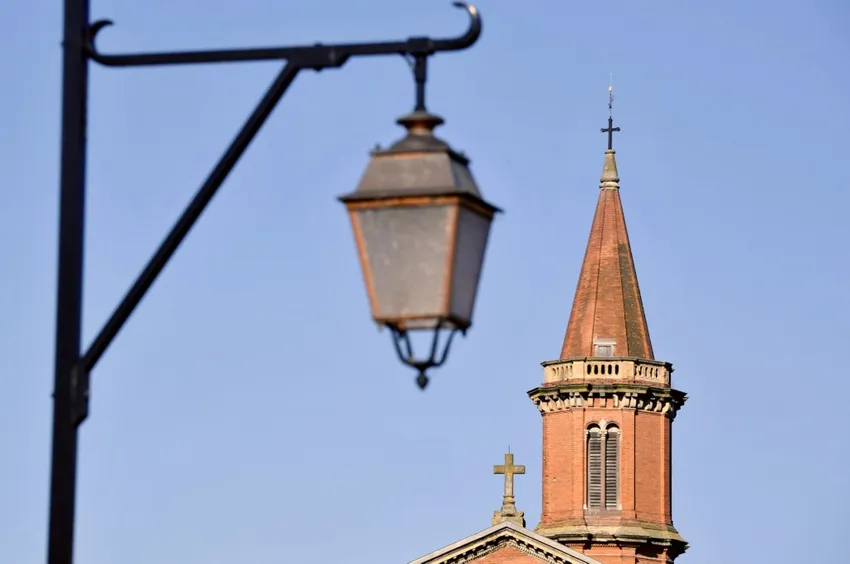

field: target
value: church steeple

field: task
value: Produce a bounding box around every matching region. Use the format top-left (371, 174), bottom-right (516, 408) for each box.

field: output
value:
top-left (528, 87), bottom-right (688, 563)
top-left (559, 86), bottom-right (653, 361)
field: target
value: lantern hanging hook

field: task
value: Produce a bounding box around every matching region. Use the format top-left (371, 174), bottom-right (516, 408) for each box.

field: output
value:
top-left (401, 53), bottom-right (429, 112)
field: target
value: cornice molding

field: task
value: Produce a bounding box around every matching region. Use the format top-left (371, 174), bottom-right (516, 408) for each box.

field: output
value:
top-left (535, 521), bottom-right (689, 555)
top-left (527, 384), bottom-right (687, 420)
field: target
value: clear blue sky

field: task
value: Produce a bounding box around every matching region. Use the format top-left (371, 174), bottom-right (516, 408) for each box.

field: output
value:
top-left (2, 1), bottom-right (848, 563)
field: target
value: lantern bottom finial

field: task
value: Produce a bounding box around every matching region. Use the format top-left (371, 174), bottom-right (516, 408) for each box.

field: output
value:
top-left (416, 372), bottom-right (429, 390)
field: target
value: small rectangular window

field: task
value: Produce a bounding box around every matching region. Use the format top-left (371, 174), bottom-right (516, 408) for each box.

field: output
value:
top-left (593, 338), bottom-right (616, 357)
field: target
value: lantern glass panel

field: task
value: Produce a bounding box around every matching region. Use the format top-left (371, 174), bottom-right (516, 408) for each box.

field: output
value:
top-left (355, 204), bottom-right (454, 328)
top-left (449, 206), bottom-right (493, 327)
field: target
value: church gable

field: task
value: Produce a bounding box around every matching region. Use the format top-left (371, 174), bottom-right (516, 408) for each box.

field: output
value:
top-left (409, 521), bottom-right (601, 564)
top-left (475, 545), bottom-right (541, 564)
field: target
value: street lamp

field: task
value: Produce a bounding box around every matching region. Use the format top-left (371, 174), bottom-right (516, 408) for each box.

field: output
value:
top-left (49, 2), bottom-right (496, 564)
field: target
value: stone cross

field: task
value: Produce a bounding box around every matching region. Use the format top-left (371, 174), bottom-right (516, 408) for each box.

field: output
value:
top-left (494, 452), bottom-right (525, 500)
top-left (492, 452), bottom-right (526, 527)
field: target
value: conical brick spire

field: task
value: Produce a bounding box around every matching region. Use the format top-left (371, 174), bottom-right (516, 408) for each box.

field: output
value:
top-left (559, 146), bottom-right (654, 360)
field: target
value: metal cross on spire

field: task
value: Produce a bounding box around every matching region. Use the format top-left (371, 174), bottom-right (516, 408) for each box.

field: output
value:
top-left (601, 76), bottom-right (620, 150)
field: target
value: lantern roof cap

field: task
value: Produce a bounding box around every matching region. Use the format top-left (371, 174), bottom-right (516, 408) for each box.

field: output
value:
top-left (339, 110), bottom-right (499, 212)
top-left (380, 110), bottom-right (466, 162)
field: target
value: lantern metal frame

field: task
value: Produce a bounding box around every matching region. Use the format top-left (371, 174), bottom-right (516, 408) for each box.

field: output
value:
top-left (47, 2), bottom-right (483, 563)
top-left (390, 323), bottom-right (460, 390)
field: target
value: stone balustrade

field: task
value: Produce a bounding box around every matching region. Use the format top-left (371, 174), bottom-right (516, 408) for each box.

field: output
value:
top-left (541, 357), bottom-right (672, 387)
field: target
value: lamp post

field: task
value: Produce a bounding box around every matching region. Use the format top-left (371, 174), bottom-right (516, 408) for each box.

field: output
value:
top-left (49, 2), bottom-right (498, 563)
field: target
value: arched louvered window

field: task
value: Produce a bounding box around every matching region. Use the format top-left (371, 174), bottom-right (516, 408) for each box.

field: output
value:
top-left (586, 424), bottom-right (620, 511)
top-left (605, 426), bottom-right (620, 510)
top-left (587, 426), bottom-right (603, 509)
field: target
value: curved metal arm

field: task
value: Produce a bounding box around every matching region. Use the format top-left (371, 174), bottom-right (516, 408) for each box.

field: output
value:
top-left (430, 2), bottom-right (482, 52)
top-left (87, 2), bottom-right (481, 68)
top-left (74, 3), bottom-right (482, 398)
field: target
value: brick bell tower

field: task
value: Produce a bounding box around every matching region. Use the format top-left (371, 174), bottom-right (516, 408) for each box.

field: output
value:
top-left (528, 89), bottom-right (688, 564)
